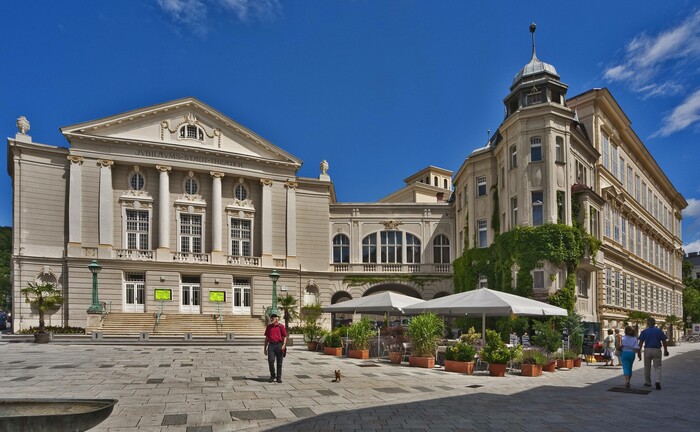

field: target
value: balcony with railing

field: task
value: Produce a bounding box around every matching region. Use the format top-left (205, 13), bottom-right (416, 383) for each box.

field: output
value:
top-left (113, 249), bottom-right (155, 261)
top-left (226, 255), bottom-right (261, 267)
top-left (171, 252), bottom-right (210, 263)
top-left (332, 263), bottom-right (452, 274)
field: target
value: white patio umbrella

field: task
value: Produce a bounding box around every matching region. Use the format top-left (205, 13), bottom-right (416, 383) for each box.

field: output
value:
top-left (322, 291), bottom-right (425, 359)
top-left (402, 288), bottom-right (567, 342)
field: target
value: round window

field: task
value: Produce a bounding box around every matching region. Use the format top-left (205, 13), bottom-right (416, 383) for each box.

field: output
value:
top-left (234, 184), bottom-right (248, 200)
top-left (130, 172), bottom-right (145, 191)
top-left (185, 178), bottom-right (199, 195)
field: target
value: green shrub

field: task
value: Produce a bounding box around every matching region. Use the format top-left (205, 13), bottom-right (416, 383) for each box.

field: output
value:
top-left (347, 318), bottom-right (377, 350)
top-left (18, 325), bottom-right (85, 335)
top-left (445, 342), bottom-right (477, 362)
top-left (459, 326), bottom-right (481, 345)
top-left (481, 329), bottom-right (511, 364)
top-left (521, 349), bottom-right (549, 365)
top-left (324, 330), bottom-right (343, 348)
top-left (530, 320), bottom-right (562, 354)
top-left (407, 313), bottom-right (445, 357)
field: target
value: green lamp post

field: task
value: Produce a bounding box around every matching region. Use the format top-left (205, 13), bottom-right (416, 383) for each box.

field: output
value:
top-left (269, 269), bottom-right (280, 317)
top-left (87, 260), bottom-right (103, 314)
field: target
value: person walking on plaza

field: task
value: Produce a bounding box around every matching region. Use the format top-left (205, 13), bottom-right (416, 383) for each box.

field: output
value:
top-left (638, 317), bottom-right (669, 389)
top-left (614, 328), bottom-right (622, 366)
top-left (620, 326), bottom-right (640, 388)
top-left (264, 313), bottom-right (288, 383)
top-left (603, 329), bottom-right (616, 366)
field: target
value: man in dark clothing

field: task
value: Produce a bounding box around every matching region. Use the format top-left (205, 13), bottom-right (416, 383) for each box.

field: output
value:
top-left (638, 317), bottom-right (669, 389)
top-left (264, 313), bottom-right (288, 383)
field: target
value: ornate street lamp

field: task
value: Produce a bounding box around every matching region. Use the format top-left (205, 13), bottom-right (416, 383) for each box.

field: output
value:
top-left (269, 270), bottom-right (280, 317)
top-left (87, 260), bottom-right (103, 314)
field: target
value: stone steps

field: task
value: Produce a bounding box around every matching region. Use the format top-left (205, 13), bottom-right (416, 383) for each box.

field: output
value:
top-left (100, 312), bottom-right (266, 336)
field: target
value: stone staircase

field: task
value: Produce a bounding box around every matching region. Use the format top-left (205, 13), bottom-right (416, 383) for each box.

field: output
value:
top-left (100, 312), bottom-right (266, 336)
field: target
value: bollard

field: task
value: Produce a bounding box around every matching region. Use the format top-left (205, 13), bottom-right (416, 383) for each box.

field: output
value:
top-left (184, 333), bottom-right (193, 341)
top-left (92, 331), bottom-right (104, 341)
top-left (226, 333), bottom-right (235, 342)
top-left (139, 332), bottom-right (149, 341)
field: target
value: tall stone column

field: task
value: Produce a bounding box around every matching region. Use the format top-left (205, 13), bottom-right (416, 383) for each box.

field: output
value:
top-left (285, 181), bottom-right (298, 268)
top-left (261, 178), bottom-right (274, 267)
top-left (98, 160), bottom-right (114, 258)
top-left (210, 171), bottom-right (224, 264)
top-left (67, 155), bottom-right (84, 257)
top-left (156, 165), bottom-right (171, 261)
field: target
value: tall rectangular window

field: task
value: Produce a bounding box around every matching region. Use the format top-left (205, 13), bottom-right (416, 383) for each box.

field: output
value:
top-left (380, 231), bottom-right (402, 263)
top-left (555, 136), bottom-right (564, 162)
top-left (179, 213), bottom-right (202, 253)
top-left (627, 166), bottom-right (633, 192)
top-left (636, 228), bottom-right (641, 256)
top-left (590, 207), bottom-right (599, 238)
top-left (613, 209), bottom-right (620, 243)
top-left (530, 137), bottom-right (542, 162)
top-left (533, 270), bottom-right (545, 290)
top-left (642, 181), bottom-right (647, 208)
top-left (619, 157), bottom-right (625, 184)
top-left (629, 223), bottom-right (635, 252)
top-left (510, 145), bottom-right (517, 169)
top-left (605, 268), bottom-right (612, 304)
top-left (576, 161), bottom-right (587, 186)
top-left (602, 135), bottom-right (610, 169)
top-left (635, 175), bottom-right (640, 201)
top-left (362, 233), bottom-right (377, 263)
top-left (511, 197), bottom-right (518, 227)
top-left (604, 203), bottom-right (611, 238)
top-left (478, 219), bottom-right (488, 248)
top-left (611, 145), bottom-right (618, 177)
top-left (230, 219), bottom-right (251, 256)
top-left (532, 192), bottom-right (544, 226)
top-left (621, 217), bottom-right (627, 249)
top-left (126, 209), bottom-right (149, 250)
top-left (477, 176), bottom-right (487, 197)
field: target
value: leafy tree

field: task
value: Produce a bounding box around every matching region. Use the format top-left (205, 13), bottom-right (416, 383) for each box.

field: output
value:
top-left (277, 294), bottom-right (299, 329)
top-left (20, 282), bottom-right (64, 334)
top-left (683, 286), bottom-right (700, 328)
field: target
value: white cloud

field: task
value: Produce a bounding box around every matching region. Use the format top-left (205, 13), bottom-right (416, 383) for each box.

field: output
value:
top-left (652, 88), bottom-right (700, 137)
top-left (682, 198), bottom-right (700, 217)
top-left (155, 0), bottom-right (281, 33)
top-left (604, 10), bottom-right (700, 96)
top-left (684, 239), bottom-right (700, 254)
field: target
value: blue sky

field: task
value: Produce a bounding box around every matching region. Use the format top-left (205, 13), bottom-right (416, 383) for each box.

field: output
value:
top-left (2, 1), bottom-right (700, 251)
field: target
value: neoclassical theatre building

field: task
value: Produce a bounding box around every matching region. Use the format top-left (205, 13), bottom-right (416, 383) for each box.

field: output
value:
top-left (7, 38), bottom-right (686, 335)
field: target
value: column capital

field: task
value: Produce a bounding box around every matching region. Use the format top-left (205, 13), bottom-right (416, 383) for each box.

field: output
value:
top-left (285, 181), bottom-right (298, 190)
top-left (97, 159), bottom-right (114, 168)
top-left (156, 165), bottom-right (172, 173)
top-left (67, 155), bottom-right (84, 165)
top-left (260, 178), bottom-right (274, 187)
top-left (210, 171), bottom-right (225, 179)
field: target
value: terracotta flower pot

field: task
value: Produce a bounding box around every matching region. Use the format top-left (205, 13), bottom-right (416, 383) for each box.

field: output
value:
top-left (488, 363), bottom-right (507, 377)
top-left (573, 357), bottom-right (583, 367)
top-left (556, 359), bottom-right (574, 369)
top-left (520, 364), bottom-right (542, 377)
top-left (444, 360), bottom-right (474, 374)
top-left (389, 351), bottom-right (403, 364)
top-left (408, 356), bottom-right (435, 368)
top-left (306, 342), bottom-right (318, 351)
top-left (324, 346), bottom-right (342, 356)
top-left (542, 361), bottom-right (557, 372)
top-left (348, 349), bottom-right (369, 359)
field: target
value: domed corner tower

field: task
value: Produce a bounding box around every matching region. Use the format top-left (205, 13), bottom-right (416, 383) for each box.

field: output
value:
top-left (504, 23), bottom-right (569, 118)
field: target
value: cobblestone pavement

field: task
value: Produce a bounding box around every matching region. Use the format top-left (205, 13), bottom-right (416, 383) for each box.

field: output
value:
top-left (2, 341), bottom-right (699, 431)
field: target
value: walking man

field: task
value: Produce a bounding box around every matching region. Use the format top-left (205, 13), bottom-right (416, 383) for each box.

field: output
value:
top-left (264, 313), bottom-right (287, 383)
top-left (637, 317), bottom-right (669, 389)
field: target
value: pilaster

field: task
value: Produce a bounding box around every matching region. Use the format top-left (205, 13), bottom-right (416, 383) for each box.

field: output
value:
top-left (67, 155), bottom-right (83, 257)
top-left (261, 178), bottom-right (273, 267)
top-left (98, 159), bottom-right (114, 259)
top-left (211, 171), bottom-right (225, 264)
top-left (156, 165), bottom-right (171, 261)
top-left (285, 180), bottom-right (298, 268)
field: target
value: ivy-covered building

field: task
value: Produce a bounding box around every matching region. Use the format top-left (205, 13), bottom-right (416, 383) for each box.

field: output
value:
top-left (452, 26), bottom-right (686, 330)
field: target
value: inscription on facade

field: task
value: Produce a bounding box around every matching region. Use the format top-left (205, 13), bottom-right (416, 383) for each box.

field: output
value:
top-left (135, 149), bottom-right (243, 168)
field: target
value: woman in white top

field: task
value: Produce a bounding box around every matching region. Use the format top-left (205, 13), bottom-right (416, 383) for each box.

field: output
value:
top-left (620, 325), bottom-right (641, 388)
top-left (603, 329), bottom-right (616, 366)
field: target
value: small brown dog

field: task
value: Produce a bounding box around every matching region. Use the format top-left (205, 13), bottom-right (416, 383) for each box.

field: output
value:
top-left (333, 370), bottom-right (341, 382)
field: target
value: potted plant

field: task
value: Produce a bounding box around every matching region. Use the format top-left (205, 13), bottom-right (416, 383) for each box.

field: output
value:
top-left (21, 282), bottom-right (64, 344)
top-left (323, 330), bottom-right (343, 356)
top-left (520, 350), bottom-right (548, 377)
top-left (300, 303), bottom-right (324, 350)
top-left (459, 326), bottom-right (482, 346)
top-left (385, 326), bottom-right (409, 364)
top-left (531, 320), bottom-right (561, 372)
top-left (481, 330), bottom-right (512, 377)
top-left (444, 342), bottom-right (477, 374)
top-left (278, 294), bottom-right (299, 331)
top-left (346, 318), bottom-right (377, 359)
top-left (407, 312), bottom-right (445, 368)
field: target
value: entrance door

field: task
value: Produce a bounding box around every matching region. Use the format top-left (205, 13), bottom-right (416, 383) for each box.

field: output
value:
top-left (233, 279), bottom-right (251, 315)
top-left (180, 283), bottom-right (201, 313)
top-left (124, 275), bottom-right (145, 312)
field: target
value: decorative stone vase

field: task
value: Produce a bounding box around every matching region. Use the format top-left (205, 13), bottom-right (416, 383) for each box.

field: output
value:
top-left (324, 346), bottom-right (342, 356)
top-left (488, 363), bottom-right (507, 377)
top-left (408, 356), bottom-right (435, 368)
top-left (542, 361), bottom-right (557, 372)
top-left (348, 349), bottom-right (369, 359)
top-left (306, 342), bottom-right (318, 351)
top-left (389, 351), bottom-right (403, 364)
top-left (444, 360), bottom-right (474, 374)
top-left (520, 364), bottom-right (542, 377)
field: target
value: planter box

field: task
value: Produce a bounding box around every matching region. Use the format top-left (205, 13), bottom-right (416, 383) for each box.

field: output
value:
top-left (520, 363), bottom-right (542, 377)
top-left (444, 360), bottom-right (474, 374)
top-left (324, 347), bottom-right (342, 356)
top-left (348, 349), bottom-right (369, 359)
top-left (488, 363), bottom-right (507, 377)
top-left (408, 356), bottom-right (435, 368)
top-left (542, 361), bottom-right (557, 372)
top-left (389, 351), bottom-right (403, 364)
top-left (556, 359), bottom-right (574, 369)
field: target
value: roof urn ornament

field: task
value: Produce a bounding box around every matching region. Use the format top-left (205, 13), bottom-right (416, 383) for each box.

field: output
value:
top-left (17, 116), bottom-right (30, 134)
top-left (320, 160), bottom-right (329, 175)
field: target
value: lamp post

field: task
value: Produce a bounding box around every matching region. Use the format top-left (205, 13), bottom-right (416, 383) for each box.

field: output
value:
top-left (269, 270), bottom-right (280, 317)
top-left (87, 260), bottom-right (103, 314)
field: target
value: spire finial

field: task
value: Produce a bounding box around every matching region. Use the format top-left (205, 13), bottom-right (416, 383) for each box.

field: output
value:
top-left (530, 22), bottom-right (537, 59)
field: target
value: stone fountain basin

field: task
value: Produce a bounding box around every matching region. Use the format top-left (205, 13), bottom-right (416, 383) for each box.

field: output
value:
top-left (0, 398), bottom-right (118, 432)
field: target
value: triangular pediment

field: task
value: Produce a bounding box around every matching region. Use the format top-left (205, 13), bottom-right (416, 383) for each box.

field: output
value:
top-left (60, 97), bottom-right (301, 167)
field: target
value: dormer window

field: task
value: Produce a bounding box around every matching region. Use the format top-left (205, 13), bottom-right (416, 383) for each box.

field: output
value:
top-left (179, 125), bottom-right (204, 141)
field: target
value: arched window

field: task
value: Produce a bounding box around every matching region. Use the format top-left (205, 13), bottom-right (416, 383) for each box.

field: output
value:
top-left (434, 176), bottom-right (438, 187)
top-left (362, 233), bottom-right (377, 263)
top-left (179, 125), bottom-right (204, 141)
top-left (184, 177), bottom-right (199, 195)
top-left (443, 179), bottom-right (448, 189)
top-left (129, 172), bottom-right (145, 191)
top-left (332, 234), bottom-right (350, 263)
top-left (433, 235), bottom-right (450, 264)
top-left (234, 183), bottom-right (248, 200)
top-left (406, 233), bottom-right (421, 263)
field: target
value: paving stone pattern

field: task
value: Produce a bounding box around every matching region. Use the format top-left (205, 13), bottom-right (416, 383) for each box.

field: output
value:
top-left (1, 342), bottom-right (699, 431)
